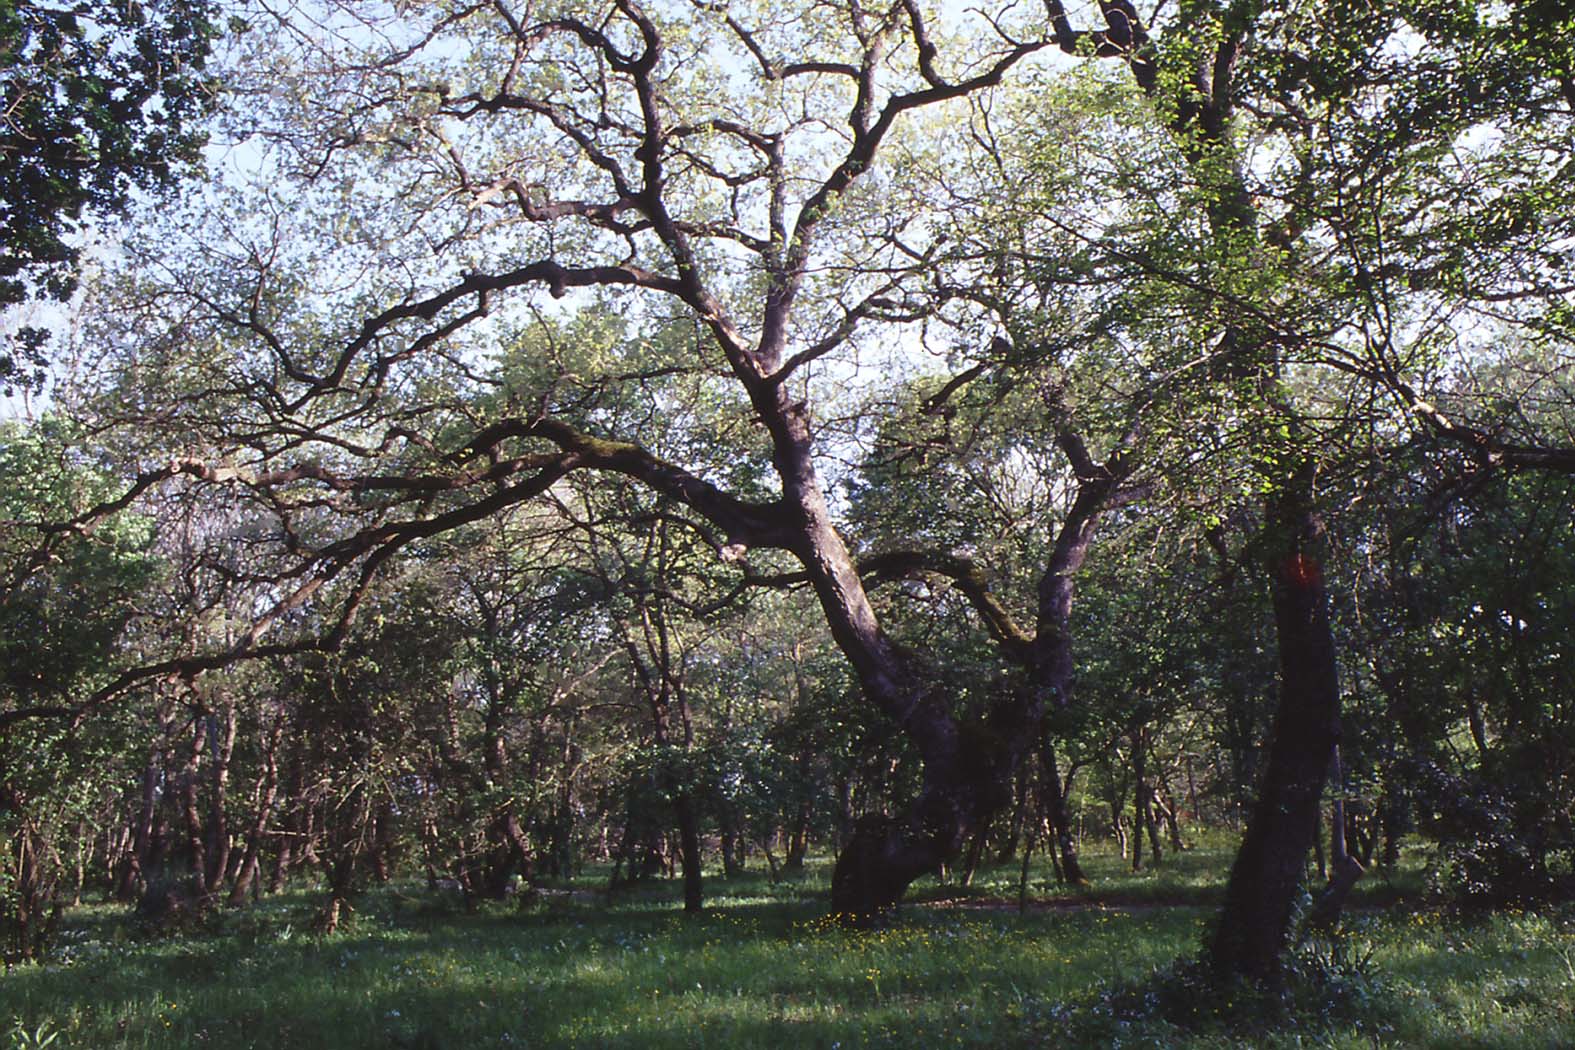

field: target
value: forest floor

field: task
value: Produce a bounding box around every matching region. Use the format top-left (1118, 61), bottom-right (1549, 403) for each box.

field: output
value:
top-left (3, 836), bottom-right (1572, 1049)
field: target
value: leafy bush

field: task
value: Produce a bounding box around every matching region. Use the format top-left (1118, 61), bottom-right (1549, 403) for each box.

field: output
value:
top-left (1402, 758), bottom-right (1573, 907)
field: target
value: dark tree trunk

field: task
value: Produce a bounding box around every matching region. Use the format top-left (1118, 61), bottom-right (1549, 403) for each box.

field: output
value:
top-left (719, 822), bottom-right (744, 877)
top-left (1041, 744), bottom-right (1088, 884)
top-left (227, 718), bottom-right (281, 906)
top-left (1208, 498), bottom-right (1342, 979)
top-left (831, 726), bottom-right (1020, 921)
top-left (835, 778), bottom-right (854, 849)
top-left (785, 797), bottom-right (811, 872)
top-left (1107, 776), bottom-right (1129, 861)
top-left (1043, 0), bottom-right (1353, 979)
top-left (115, 760), bottom-right (161, 900)
top-left (1308, 745), bottom-right (1365, 930)
top-left (831, 815), bottom-right (941, 921)
top-left (674, 795), bottom-right (703, 913)
top-left (1186, 755), bottom-right (1201, 826)
top-left (1379, 787), bottom-right (1405, 869)
top-left (1143, 788), bottom-right (1164, 867)
top-left (959, 827), bottom-right (988, 887)
top-left (1045, 817), bottom-right (1066, 885)
top-left (179, 714), bottom-right (208, 885)
top-left (1157, 775), bottom-right (1186, 853)
top-left (997, 772), bottom-right (1029, 863)
top-left (204, 706), bottom-right (237, 894)
top-left (470, 727), bottom-right (533, 899)
top-left (268, 746), bottom-right (306, 894)
top-left (1132, 734), bottom-right (1160, 871)
top-left (1146, 787), bottom-right (1171, 868)
top-left (827, 424), bottom-right (1129, 920)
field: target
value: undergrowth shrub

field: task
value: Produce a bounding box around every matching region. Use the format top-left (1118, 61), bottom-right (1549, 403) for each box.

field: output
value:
top-left (1402, 758), bottom-right (1573, 907)
top-left (1045, 934), bottom-right (1394, 1046)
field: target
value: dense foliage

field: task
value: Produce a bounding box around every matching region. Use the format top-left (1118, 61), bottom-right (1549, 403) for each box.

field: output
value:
top-left (0, 0), bottom-right (217, 391)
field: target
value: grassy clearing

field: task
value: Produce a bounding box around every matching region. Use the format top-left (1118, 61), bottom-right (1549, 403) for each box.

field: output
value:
top-left (3, 840), bottom-right (1571, 1048)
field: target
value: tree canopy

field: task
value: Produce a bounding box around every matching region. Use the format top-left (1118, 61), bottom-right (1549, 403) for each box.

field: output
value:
top-left (2, 0), bottom-right (1572, 988)
top-left (0, 0), bottom-right (217, 392)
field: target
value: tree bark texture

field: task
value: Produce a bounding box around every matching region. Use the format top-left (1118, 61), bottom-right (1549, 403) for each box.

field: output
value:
top-left (1209, 499), bottom-right (1342, 978)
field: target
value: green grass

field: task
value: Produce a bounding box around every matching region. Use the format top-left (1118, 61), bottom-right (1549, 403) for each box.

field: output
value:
top-left (3, 840), bottom-right (1571, 1048)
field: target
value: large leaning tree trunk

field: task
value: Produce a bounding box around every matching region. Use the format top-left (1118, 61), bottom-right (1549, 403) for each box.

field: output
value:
top-left (17, 0), bottom-right (1131, 924)
top-left (830, 422), bottom-right (1136, 919)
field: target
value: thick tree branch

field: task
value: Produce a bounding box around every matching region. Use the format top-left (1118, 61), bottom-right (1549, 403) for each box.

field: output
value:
top-left (462, 416), bottom-right (796, 549)
top-left (859, 549), bottom-right (1034, 661)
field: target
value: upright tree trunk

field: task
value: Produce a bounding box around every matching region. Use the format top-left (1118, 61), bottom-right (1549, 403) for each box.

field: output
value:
top-left (674, 795), bottom-right (703, 913)
top-left (1157, 774), bottom-right (1186, 852)
top-left (1045, 0), bottom-right (1356, 980)
top-left (115, 760), bottom-right (161, 900)
top-left (1209, 495), bottom-right (1342, 978)
top-left (178, 714), bottom-right (208, 886)
top-left (997, 772), bottom-right (1029, 864)
top-left (268, 746), bottom-right (305, 894)
top-left (1041, 743), bottom-right (1088, 885)
top-left (1131, 737), bottom-right (1147, 872)
top-left (785, 797), bottom-right (811, 872)
top-left (719, 823), bottom-right (744, 877)
top-left (228, 717), bottom-right (281, 906)
top-left (1308, 745), bottom-right (1365, 931)
top-left (204, 705), bottom-right (237, 894)
top-left (959, 827), bottom-right (988, 887)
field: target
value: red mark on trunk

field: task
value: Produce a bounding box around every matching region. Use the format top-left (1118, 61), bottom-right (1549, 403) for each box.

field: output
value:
top-left (1282, 553), bottom-right (1321, 590)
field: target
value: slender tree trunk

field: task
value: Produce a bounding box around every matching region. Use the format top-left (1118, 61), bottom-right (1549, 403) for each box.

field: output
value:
top-left (674, 795), bottom-right (703, 913)
top-left (228, 719), bottom-right (281, 906)
top-left (1131, 737), bottom-right (1147, 872)
top-left (1186, 755), bottom-right (1201, 826)
top-left (179, 715), bottom-right (208, 886)
top-left (1308, 745), bottom-right (1365, 931)
top-left (998, 772), bottom-right (1029, 863)
top-left (268, 748), bottom-right (305, 894)
top-left (1143, 785), bottom-right (1164, 867)
top-left (1107, 775), bottom-right (1129, 861)
top-left (116, 760), bottom-right (161, 900)
top-left (1158, 774), bottom-right (1186, 852)
top-left (785, 797), bottom-right (811, 872)
top-left (960, 828), bottom-right (988, 888)
top-left (204, 706), bottom-right (237, 894)
top-left (719, 822), bottom-right (744, 877)
top-left (1041, 743), bottom-right (1088, 885)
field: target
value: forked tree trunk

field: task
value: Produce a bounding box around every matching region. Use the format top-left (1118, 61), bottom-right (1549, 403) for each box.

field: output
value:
top-left (826, 423), bottom-right (1128, 920)
top-left (227, 718), bottom-right (281, 906)
top-left (1308, 745), bottom-right (1365, 931)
